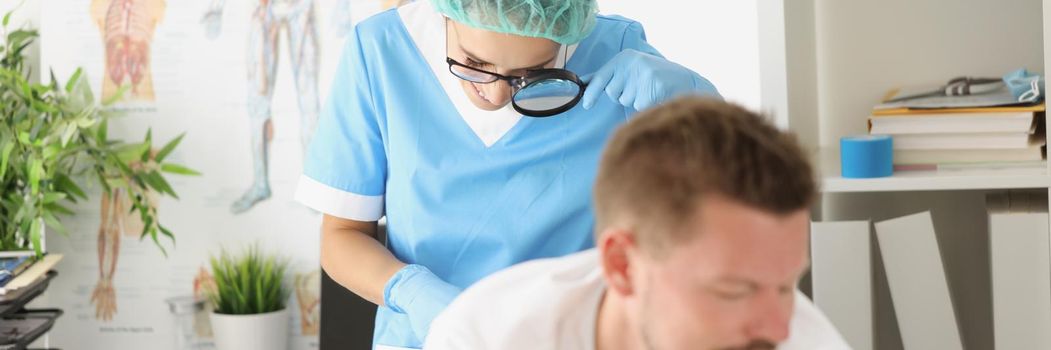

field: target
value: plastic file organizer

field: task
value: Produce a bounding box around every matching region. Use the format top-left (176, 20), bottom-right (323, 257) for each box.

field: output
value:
top-left (0, 271), bottom-right (61, 350)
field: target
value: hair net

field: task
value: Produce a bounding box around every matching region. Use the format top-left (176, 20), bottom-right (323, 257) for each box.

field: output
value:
top-left (432, 0), bottom-right (598, 44)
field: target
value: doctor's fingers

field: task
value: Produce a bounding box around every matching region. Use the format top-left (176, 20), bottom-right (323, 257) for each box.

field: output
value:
top-left (603, 70), bottom-right (630, 107)
top-left (582, 66), bottom-right (616, 109)
top-left (617, 81), bottom-right (639, 108)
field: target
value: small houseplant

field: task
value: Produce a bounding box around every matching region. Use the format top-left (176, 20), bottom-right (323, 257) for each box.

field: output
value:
top-left (0, 10), bottom-right (196, 257)
top-left (207, 246), bottom-right (291, 350)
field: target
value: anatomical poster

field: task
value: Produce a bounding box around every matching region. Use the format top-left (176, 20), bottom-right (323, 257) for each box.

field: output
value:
top-left (37, 0), bottom-right (407, 348)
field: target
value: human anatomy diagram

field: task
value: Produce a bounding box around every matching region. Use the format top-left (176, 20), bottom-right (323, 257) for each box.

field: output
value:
top-left (90, 0), bottom-right (166, 103)
top-left (91, 187), bottom-right (156, 321)
top-left (202, 0), bottom-right (411, 214)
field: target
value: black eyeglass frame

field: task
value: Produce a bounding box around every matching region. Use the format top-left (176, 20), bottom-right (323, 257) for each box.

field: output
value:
top-left (445, 57), bottom-right (530, 90)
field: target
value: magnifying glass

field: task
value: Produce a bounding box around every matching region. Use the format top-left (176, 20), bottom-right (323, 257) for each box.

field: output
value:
top-left (511, 69), bottom-right (586, 118)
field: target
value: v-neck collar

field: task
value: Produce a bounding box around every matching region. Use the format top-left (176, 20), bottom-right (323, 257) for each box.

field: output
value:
top-left (397, 1), bottom-right (576, 148)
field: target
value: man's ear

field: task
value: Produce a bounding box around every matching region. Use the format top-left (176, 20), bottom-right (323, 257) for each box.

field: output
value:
top-left (598, 228), bottom-right (638, 297)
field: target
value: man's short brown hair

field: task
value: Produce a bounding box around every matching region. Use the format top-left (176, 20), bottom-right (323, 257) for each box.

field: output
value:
top-left (593, 97), bottom-right (817, 253)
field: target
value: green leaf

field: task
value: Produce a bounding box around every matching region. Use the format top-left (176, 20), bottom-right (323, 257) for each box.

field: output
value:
top-left (54, 173), bottom-right (87, 200)
top-left (150, 229), bottom-right (168, 257)
top-left (76, 115), bottom-right (97, 128)
top-left (65, 67), bottom-right (83, 93)
top-left (45, 203), bottom-right (75, 216)
top-left (96, 118), bottom-right (108, 142)
top-left (29, 218), bottom-right (42, 257)
top-left (43, 210), bottom-right (67, 235)
top-left (61, 122), bottom-right (77, 146)
top-left (0, 141), bottom-right (13, 179)
top-left (102, 83), bottom-right (129, 105)
top-left (141, 129), bottom-right (153, 162)
top-left (160, 163), bottom-right (200, 176)
top-left (144, 171), bottom-right (178, 199)
top-left (115, 143), bottom-right (143, 163)
top-left (42, 143), bottom-right (60, 160)
top-left (159, 225), bottom-right (175, 245)
top-left (7, 30), bottom-right (37, 49)
top-left (154, 133), bottom-right (184, 163)
top-left (3, 10), bottom-right (12, 27)
top-left (27, 157), bottom-right (41, 195)
top-left (42, 192), bottom-right (66, 204)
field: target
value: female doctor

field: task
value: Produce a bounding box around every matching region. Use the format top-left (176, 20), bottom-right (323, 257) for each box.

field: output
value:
top-left (294, 0), bottom-right (718, 348)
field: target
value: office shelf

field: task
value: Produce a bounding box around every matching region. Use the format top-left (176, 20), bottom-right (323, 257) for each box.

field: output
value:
top-left (817, 148), bottom-right (1050, 193)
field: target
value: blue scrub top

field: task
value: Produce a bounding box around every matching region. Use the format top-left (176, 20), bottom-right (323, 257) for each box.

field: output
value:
top-left (296, 4), bottom-right (703, 348)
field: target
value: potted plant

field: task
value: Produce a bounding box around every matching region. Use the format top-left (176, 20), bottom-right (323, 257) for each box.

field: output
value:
top-left (206, 246), bottom-right (291, 350)
top-left (0, 10), bottom-right (196, 258)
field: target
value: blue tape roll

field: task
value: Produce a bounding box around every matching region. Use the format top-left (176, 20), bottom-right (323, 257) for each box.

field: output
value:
top-left (841, 135), bottom-right (893, 178)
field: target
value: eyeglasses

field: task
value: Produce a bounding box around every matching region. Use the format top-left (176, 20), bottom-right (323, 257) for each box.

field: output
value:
top-left (446, 57), bottom-right (530, 90)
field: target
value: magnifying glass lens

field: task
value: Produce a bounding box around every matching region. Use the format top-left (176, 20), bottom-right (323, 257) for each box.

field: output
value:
top-left (512, 73), bottom-right (585, 118)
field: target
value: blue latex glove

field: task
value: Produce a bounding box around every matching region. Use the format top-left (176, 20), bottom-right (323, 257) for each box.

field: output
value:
top-left (582, 49), bottom-right (719, 111)
top-left (384, 264), bottom-right (463, 343)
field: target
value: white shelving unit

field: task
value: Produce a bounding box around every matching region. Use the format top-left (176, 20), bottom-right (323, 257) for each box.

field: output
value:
top-left (758, 0), bottom-right (1051, 349)
top-left (817, 148), bottom-right (1051, 193)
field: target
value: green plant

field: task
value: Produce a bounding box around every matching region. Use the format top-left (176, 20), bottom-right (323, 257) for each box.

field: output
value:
top-left (0, 10), bottom-right (197, 256)
top-left (207, 246), bottom-right (290, 315)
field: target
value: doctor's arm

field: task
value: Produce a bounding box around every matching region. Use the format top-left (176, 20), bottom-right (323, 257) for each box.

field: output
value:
top-left (320, 213), bottom-right (463, 341)
top-left (320, 215), bottom-right (404, 305)
top-left (307, 28), bottom-right (461, 342)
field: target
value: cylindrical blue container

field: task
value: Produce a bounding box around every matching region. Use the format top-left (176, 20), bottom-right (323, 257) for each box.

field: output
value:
top-left (840, 135), bottom-right (893, 178)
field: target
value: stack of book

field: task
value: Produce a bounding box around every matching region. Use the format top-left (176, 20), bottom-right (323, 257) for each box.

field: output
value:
top-left (0, 252), bottom-right (62, 296)
top-left (869, 104), bottom-right (1046, 170)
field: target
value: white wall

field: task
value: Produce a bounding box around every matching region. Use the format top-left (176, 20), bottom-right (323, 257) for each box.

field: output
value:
top-left (599, 0), bottom-right (762, 111)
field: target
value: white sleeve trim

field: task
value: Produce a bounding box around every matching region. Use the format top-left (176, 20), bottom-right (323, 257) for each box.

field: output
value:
top-left (294, 175), bottom-right (385, 221)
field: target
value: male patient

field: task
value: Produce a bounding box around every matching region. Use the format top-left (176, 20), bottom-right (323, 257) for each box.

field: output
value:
top-left (424, 97), bottom-right (849, 350)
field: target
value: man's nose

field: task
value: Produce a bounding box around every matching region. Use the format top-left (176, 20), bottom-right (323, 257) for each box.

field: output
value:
top-left (745, 292), bottom-right (792, 344)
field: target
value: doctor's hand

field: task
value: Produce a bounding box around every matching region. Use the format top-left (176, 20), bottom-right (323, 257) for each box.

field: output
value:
top-left (384, 265), bottom-right (463, 343)
top-left (582, 49), bottom-right (719, 112)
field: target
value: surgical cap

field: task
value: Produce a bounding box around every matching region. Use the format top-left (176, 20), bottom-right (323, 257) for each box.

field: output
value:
top-left (432, 0), bottom-right (598, 45)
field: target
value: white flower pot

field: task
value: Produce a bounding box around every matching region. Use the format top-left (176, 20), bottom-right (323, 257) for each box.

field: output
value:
top-left (210, 308), bottom-right (289, 350)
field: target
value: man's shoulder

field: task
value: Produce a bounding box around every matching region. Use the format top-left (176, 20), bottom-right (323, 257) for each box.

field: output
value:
top-left (454, 249), bottom-right (600, 314)
top-left (425, 250), bottom-right (603, 349)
